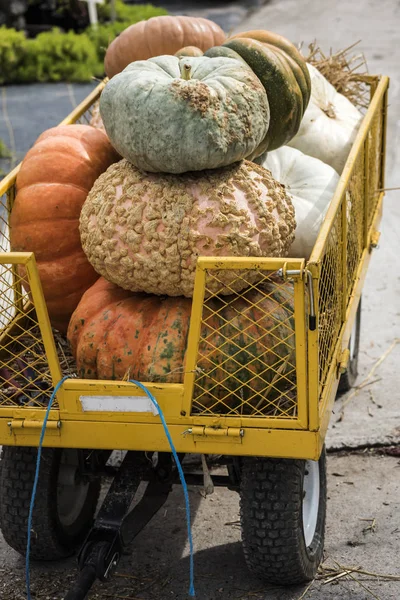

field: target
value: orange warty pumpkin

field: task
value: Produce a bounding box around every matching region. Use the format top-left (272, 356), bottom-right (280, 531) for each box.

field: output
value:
top-left (104, 15), bottom-right (226, 78)
top-left (10, 125), bottom-right (120, 333)
top-left (68, 278), bottom-right (295, 416)
top-left (67, 278), bottom-right (192, 382)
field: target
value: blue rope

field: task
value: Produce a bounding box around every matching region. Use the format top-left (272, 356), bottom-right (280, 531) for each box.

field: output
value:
top-left (129, 380), bottom-right (195, 597)
top-left (26, 377), bottom-right (195, 599)
top-left (26, 376), bottom-right (69, 600)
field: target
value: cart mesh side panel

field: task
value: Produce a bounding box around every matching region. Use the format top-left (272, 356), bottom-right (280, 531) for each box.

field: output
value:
top-left (367, 103), bottom-right (384, 227)
top-left (318, 207), bottom-right (343, 389)
top-left (346, 148), bottom-right (365, 299)
top-left (191, 270), bottom-right (297, 418)
top-left (0, 185), bottom-right (59, 408)
top-left (74, 101), bottom-right (99, 128)
top-left (317, 81), bottom-right (387, 394)
top-left (0, 187), bottom-right (14, 327)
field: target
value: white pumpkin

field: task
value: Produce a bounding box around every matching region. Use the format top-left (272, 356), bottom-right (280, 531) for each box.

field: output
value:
top-left (288, 63), bottom-right (362, 174)
top-left (262, 146), bottom-right (340, 258)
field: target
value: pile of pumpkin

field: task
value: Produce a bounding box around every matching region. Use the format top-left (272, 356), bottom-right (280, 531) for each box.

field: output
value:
top-left (9, 16), bottom-right (363, 400)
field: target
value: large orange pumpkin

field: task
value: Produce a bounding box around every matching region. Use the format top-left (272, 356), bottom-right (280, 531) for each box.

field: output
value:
top-left (104, 15), bottom-right (226, 78)
top-left (10, 125), bottom-right (120, 333)
top-left (68, 278), bottom-right (295, 415)
top-left (67, 278), bottom-right (192, 382)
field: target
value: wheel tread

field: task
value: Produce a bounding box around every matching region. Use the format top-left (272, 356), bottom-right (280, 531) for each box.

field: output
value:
top-left (240, 453), bottom-right (326, 585)
top-left (0, 447), bottom-right (100, 561)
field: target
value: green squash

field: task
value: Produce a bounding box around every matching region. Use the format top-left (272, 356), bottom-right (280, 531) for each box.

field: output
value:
top-left (221, 30), bottom-right (311, 155)
top-left (99, 55), bottom-right (270, 174)
top-left (230, 30), bottom-right (311, 106)
top-left (204, 45), bottom-right (247, 65)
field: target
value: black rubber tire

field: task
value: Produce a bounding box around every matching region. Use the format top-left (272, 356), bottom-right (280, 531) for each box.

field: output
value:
top-left (0, 446), bottom-right (101, 560)
top-left (240, 448), bottom-right (327, 585)
top-left (337, 298), bottom-right (362, 395)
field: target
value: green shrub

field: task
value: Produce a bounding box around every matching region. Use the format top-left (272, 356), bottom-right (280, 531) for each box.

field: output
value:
top-left (29, 29), bottom-right (102, 82)
top-left (0, 139), bottom-right (12, 159)
top-left (0, 27), bottom-right (103, 83)
top-left (0, 3), bottom-right (168, 83)
top-left (0, 27), bottom-right (28, 84)
top-left (97, 1), bottom-right (168, 23)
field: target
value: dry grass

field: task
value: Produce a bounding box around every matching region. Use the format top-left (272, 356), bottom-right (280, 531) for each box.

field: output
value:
top-left (306, 41), bottom-right (370, 109)
top-left (314, 559), bottom-right (400, 600)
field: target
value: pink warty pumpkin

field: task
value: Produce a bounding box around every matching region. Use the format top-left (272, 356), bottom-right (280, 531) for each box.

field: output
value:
top-left (79, 159), bottom-right (295, 298)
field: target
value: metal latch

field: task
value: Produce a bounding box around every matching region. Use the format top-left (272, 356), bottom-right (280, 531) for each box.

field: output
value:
top-left (8, 419), bottom-right (61, 435)
top-left (184, 426), bottom-right (244, 442)
top-left (338, 349), bottom-right (350, 375)
top-left (277, 265), bottom-right (316, 331)
top-left (277, 264), bottom-right (304, 282)
top-left (370, 230), bottom-right (381, 251)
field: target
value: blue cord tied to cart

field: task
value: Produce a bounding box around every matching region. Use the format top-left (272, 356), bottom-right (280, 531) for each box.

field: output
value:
top-left (26, 377), bottom-right (196, 599)
top-left (26, 376), bottom-right (68, 600)
top-left (129, 380), bottom-right (195, 598)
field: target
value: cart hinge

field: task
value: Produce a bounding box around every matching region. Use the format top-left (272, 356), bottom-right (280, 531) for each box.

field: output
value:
top-left (7, 419), bottom-right (61, 435)
top-left (369, 230), bottom-right (381, 251)
top-left (183, 426), bottom-right (244, 443)
top-left (338, 349), bottom-right (350, 375)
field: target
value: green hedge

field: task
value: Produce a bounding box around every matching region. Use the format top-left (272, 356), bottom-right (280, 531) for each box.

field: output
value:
top-left (0, 28), bottom-right (28, 84)
top-left (0, 27), bottom-right (101, 83)
top-left (0, 139), bottom-right (12, 159)
top-left (97, 1), bottom-right (167, 23)
top-left (0, 3), bottom-right (168, 84)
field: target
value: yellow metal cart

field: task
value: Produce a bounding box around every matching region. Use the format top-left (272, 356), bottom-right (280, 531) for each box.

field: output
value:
top-left (0, 74), bottom-right (389, 596)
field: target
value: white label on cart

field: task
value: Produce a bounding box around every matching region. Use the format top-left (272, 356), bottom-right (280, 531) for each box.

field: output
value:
top-left (79, 395), bottom-right (159, 415)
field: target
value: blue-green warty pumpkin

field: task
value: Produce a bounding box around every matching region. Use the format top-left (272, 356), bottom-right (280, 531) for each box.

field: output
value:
top-left (99, 55), bottom-right (270, 174)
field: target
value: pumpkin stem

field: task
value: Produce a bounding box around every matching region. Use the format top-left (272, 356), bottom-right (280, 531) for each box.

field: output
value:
top-left (180, 62), bottom-right (192, 81)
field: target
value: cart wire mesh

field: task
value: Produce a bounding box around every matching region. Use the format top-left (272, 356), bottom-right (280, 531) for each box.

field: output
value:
top-left (190, 269), bottom-right (297, 418)
top-left (0, 187), bottom-right (58, 408)
top-left (316, 79), bottom-right (386, 395)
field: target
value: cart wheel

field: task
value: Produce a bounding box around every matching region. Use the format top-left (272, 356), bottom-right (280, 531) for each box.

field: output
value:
top-left (0, 446), bottom-right (101, 560)
top-left (240, 447), bottom-right (327, 585)
top-left (337, 298), bottom-right (362, 395)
